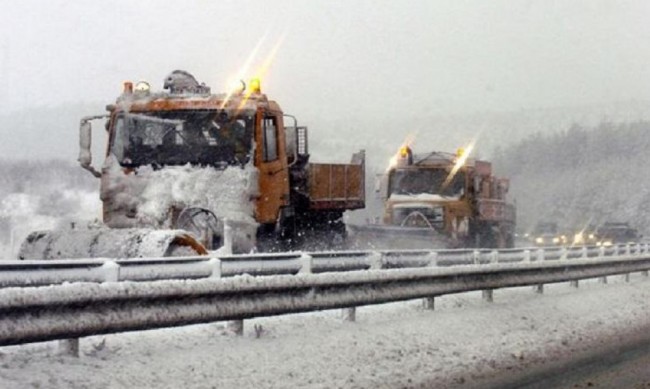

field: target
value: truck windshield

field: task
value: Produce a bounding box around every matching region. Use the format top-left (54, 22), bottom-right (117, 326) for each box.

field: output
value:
top-left (389, 168), bottom-right (465, 197)
top-left (111, 109), bottom-right (255, 168)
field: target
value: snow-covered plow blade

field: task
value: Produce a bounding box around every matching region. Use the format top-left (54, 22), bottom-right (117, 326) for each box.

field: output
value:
top-left (347, 224), bottom-right (450, 250)
top-left (18, 227), bottom-right (208, 260)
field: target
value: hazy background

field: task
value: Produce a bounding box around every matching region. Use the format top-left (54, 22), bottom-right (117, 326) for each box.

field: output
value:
top-left (2, 0), bottom-right (650, 160)
top-left (2, 0), bottom-right (650, 257)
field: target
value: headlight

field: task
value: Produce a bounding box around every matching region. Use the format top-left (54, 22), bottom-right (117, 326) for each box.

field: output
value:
top-left (535, 237), bottom-right (544, 244)
top-left (552, 237), bottom-right (560, 244)
top-left (603, 241), bottom-right (613, 247)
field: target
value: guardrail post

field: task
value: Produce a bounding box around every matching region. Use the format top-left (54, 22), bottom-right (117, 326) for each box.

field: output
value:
top-left (227, 319), bottom-right (244, 336)
top-left (523, 249), bottom-right (531, 262)
top-left (642, 270), bottom-right (649, 277)
top-left (625, 243), bottom-right (632, 256)
top-left (560, 247), bottom-right (568, 260)
top-left (624, 273), bottom-right (630, 283)
top-left (208, 258), bottom-right (242, 335)
top-left (368, 252), bottom-right (383, 270)
top-left (581, 246), bottom-right (588, 259)
top-left (422, 252), bottom-right (438, 309)
top-left (533, 284), bottom-right (544, 294)
top-left (342, 250), bottom-right (368, 320)
top-left (58, 339), bottom-right (79, 357)
top-left (102, 260), bottom-right (120, 282)
top-left (490, 250), bottom-right (499, 264)
top-left (426, 252), bottom-right (438, 267)
top-left (472, 250), bottom-right (481, 264)
top-left (208, 258), bottom-right (222, 278)
top-left (599, 246), bottom-right (606, 258)
top-left (342, 307), bottom-right (356, 322)
top-left (482, 289), bottom-right (493, 302)
top-left (570, 279), bottom-right (579, 288)
top-left (613, 245), bottom-right (619, 256)
top-left (299, 253), bottom-right (313, 274)
top-left (599, 276), bottom-right (608, 284)
top-left (222, 219), bottom-right (233, 255)
top-left (536, 249), bottom-right (545, 262)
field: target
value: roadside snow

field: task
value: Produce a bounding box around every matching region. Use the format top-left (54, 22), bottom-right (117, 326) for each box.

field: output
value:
top-left (0, 192), bottom-right (100, 259)
top-left (0, 276), bottom-right (649, 388)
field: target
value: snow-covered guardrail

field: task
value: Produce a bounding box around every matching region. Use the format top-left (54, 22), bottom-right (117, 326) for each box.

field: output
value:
top-left (0, 243), bottom-right (646, 288)
top-left (1, 250), bottom-right (650, 347)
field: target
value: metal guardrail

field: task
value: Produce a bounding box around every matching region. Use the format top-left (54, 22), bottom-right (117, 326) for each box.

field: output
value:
top-left (1, 249), bottom-right (649, 346)
top-left (0, 243), bottom-right (646, 288)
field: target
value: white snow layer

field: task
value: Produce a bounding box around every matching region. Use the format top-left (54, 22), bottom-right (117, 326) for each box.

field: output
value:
top-left (0, 192), bottom-right (101, 260)
top-left (103, 154), bottom-right (258, 227)
top-left (389, 193), bottom-right (460, 202)
top-left (0, 276), bottom-right (649, 388)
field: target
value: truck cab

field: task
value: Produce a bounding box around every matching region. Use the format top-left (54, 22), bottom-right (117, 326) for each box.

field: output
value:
top-left (379, 146), bottom-right (515, 248)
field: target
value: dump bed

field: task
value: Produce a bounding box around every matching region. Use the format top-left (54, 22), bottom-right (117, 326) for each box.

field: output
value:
top-left (308, 151), bottom-right (365, 211)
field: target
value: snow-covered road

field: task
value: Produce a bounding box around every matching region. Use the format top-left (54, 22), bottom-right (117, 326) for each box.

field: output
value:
top-left (1, 275), bottom-right (649, 388)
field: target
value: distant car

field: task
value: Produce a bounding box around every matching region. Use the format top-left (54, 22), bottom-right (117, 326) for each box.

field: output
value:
top-left (531, 222), bottom-right (566, 246)
top-left (572, 225), bottom-right (598, 246)
top-left (595, 222), bottom-right (640, 246)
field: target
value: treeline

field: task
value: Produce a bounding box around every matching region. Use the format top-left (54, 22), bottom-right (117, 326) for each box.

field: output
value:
top-left (492, 121), bottom-right (650, 234)
top-left (0, 159), bottom-right (96, 199)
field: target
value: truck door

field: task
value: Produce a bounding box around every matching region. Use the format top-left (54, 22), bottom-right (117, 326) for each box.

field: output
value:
top-left (255, 109), bottom-right (289, 224)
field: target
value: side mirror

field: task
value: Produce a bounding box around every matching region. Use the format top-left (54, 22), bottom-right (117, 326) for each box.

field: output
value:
top-left (78, 116), bottom-right (105, 178)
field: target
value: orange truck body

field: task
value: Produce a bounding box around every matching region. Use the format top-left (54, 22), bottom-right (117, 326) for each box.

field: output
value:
top-left (379, 148), bottom-right (515, 248)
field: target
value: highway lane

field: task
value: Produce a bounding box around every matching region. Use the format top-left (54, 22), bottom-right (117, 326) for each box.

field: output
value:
top-left (492, 339), bottom-right (650, 389)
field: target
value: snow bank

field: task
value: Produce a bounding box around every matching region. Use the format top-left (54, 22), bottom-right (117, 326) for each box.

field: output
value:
top-left (0, 192), bottom-right (100, 260)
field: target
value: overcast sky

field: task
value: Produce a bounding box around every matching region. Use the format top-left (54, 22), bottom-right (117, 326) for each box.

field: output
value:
top-left (1, 0), bottom-right (650, 160)
top-left (2, 0), bottom-right (650, 113)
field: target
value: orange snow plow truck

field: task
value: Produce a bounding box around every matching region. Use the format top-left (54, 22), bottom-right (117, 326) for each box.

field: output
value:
top-left (350, 146), bottom-right (515, 249)
top-left (19, 71), bottom-right (365, 259)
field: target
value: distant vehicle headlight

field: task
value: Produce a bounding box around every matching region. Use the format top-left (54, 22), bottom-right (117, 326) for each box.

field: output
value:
top-left (535, 237), bottom-right (544, 244)
top-left (552, 237), bottom-right (560, 244)
top-left (603, 241), bottom-right (613, 247)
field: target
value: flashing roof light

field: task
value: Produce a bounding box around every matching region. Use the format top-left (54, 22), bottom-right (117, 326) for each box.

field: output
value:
top-left (134, 81), bottom-right (151, 93)
top-left (123, 81), bottom-right (134, 94)
top-left (399, 146), bottom-right (411, 158)
top-left (230, 79), bottom-right (246, 94)
top-left (250, 78), bottom-right (261, 93)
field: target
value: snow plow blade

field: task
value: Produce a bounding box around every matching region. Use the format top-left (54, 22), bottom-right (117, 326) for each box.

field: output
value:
top-left (18, 227), bottom-right (207, 260)
top-left (346, 224), bottom-right (451, 250)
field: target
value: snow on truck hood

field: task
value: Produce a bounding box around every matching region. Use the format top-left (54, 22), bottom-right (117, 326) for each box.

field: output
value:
top-left (388, 193), bottom-right (460, 204)
top-left (103, 155), bottom-right (259, 228)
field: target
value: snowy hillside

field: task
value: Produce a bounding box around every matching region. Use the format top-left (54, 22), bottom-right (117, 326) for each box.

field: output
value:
top-left (493, 121), bottom-right (650, 234)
